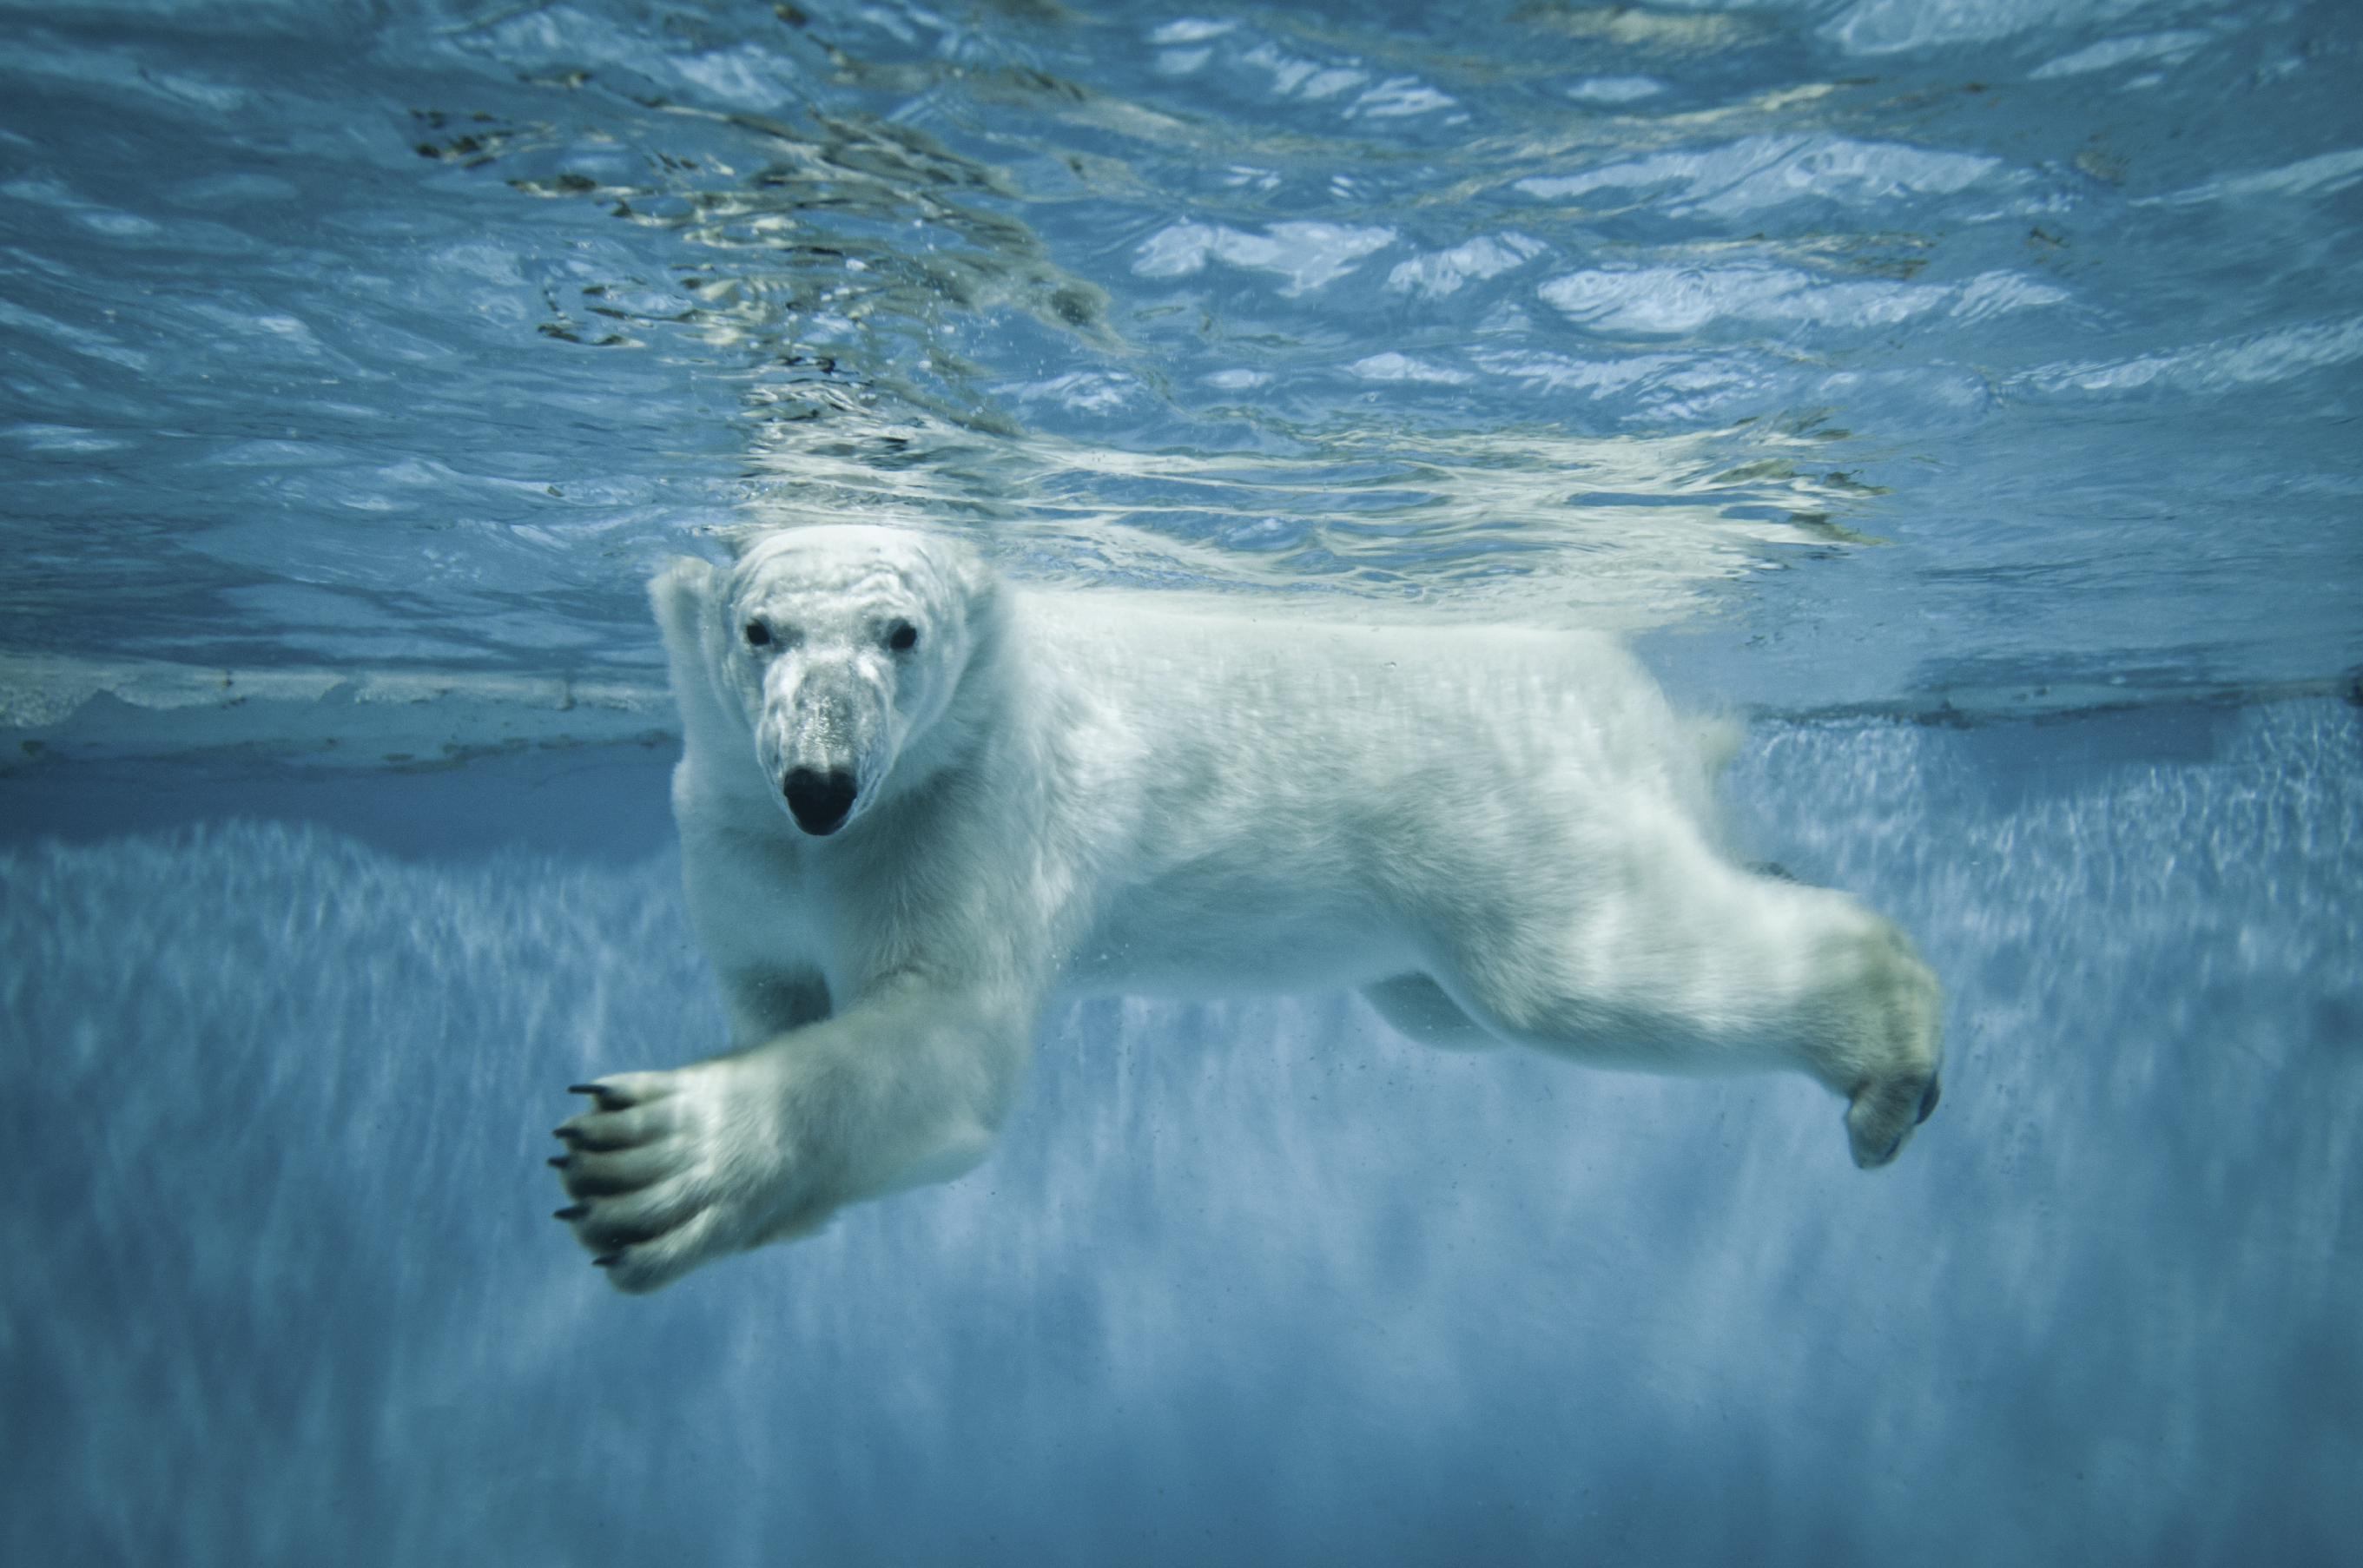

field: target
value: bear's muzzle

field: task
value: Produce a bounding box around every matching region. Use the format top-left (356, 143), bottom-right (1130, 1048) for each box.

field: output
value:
top-left (784, 768), bottom-right (859, 835)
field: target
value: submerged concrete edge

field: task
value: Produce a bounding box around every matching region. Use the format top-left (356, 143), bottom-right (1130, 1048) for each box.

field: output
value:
top-left (3, 653), bottom-right (2355, 774)
top-left (0, 654), bottom-right (677, 775)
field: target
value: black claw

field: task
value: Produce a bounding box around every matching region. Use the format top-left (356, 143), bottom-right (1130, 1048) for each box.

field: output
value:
top-left (1917, 1076), bottom-right (1943, 1124)
top-left (547, 1155), bottom-right (570, 1169)
top-left (592, 1253), bottom-right (623, 1268)
top-left (567, 1083), bottom-right (603, 1096)
top-left (554, 1204), bottom-right (589, 1222)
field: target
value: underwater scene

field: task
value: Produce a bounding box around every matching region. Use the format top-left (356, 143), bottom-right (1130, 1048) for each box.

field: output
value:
top-left (3, 0), bottom-right (2359, 1562)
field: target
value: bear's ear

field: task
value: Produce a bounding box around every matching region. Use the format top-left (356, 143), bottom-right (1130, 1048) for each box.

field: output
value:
top-left (650, 557), bottom-right (717, 653)
top-left (947, 542), bottom-right (1000, 615)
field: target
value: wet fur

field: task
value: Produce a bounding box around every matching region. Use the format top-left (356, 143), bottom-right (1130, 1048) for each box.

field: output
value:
top-left (553, 525), bottom-right (1944, 1292)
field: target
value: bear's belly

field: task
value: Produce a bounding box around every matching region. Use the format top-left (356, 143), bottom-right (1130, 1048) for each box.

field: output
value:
top-left (1056, 887), bottom-right (1416, 1001)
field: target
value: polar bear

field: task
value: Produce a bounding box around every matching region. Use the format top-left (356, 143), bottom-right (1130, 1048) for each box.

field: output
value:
top-left (552, 524), bottom-right (1942, 1293)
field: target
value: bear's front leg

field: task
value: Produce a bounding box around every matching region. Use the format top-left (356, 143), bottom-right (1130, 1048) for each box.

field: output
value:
top-left (550, 985), bottom-right (1035, 1294)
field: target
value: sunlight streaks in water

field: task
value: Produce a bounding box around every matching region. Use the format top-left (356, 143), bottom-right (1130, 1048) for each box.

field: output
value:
top-left (3, 700), bottom-right (2356, 1566)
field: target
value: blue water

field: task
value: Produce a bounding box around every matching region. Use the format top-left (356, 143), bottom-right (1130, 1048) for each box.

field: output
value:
top-left (3, 0), bottom-right (2360, 1563)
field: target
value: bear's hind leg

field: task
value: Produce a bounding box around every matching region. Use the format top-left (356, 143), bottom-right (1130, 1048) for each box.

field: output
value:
top-left (1418, 859), bottom-right (1944, 1168)
top-left (1825, 911), bottom-right (1945, 1168)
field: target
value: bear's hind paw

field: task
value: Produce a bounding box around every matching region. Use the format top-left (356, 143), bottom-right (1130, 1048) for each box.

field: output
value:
top-left (1845, 1067), bottom-right (1942, 1169)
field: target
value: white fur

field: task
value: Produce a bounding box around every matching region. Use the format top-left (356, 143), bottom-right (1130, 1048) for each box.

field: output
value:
top-left (554, 525), bottom-right (1943, 1293)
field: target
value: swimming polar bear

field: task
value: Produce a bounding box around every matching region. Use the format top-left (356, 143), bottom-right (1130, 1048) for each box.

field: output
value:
top-left (552, 524), bottom-right (1943, 1293)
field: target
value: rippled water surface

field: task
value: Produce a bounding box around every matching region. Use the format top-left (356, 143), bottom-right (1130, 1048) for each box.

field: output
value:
top-left (3, 1), bottom-right (2360, 1565)
top-left (7, 0), bottom-right (2356, 697)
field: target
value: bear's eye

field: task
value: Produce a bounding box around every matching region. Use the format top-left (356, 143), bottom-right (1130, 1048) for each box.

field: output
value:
top-left (743, 622), bottom-right (771, 647)
top-left (886, 620), bottom-right (918, 652)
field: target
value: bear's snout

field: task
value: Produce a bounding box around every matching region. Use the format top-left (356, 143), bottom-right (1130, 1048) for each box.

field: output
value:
top-left (784, 768), bottom-right (860, 836)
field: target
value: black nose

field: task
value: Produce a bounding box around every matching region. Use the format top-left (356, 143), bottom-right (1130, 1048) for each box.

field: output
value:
top-left (784, 768), bottom-right (858, 836)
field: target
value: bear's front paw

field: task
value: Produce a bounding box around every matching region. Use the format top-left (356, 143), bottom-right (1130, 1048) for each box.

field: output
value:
top-left (549, 1060), bottom-right (823, 1294)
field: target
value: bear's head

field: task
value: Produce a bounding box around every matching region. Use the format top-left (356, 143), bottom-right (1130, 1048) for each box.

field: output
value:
top-left (702, 525), bottom-right (996, 837)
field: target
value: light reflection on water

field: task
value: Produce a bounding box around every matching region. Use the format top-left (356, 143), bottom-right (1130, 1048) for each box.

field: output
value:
top-left (3, 0), bottom-right (2356, 689)
top-left (740, 417), bottom-right (1889, 625)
